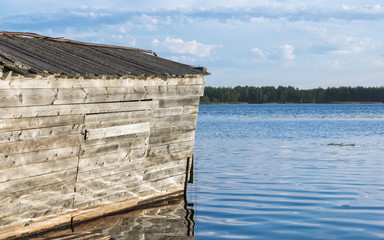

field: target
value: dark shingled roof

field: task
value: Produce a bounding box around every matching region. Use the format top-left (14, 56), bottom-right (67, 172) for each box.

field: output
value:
top-left (0, 32), bottom-right (209, 78)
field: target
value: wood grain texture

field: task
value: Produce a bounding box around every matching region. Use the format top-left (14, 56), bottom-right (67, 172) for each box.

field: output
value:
top-left (80, 135), bottom-right (149, 158)
top-left (74, 173), bottom-right (142, 208)
top-left (84, 110), bottom-right (152, 129)
top-left (86, 122), bottom-right (150, 140)
top-left (151, 114), bottom-right (198, 128)
top-left (55, 87), bottom-right (148, 104)
top-left (149, 131), bottom-right (196, 146)
top-left (78, 148), bottom-right (147, 173)
top-left (0, 84), bottom-right (201, 108)
top-left (0, 135), bottom-right (81, 156)
top-left (0, 101), bottom-right (157, 119)
top-left (139, 175), bottom-right (185, 198)
top-left (0, 146), bottom-right (80, 168)
top-left (0, 168), bottom-right (77, 195)
top-left (0, 124), bottom-right (81, 143)
top-left (153, 106), bottom-right (198, 117)
top-left (146, 149), bottom-right (193, 167)
top-left (76, 160), bottom-right (146, 182)
top-left (0, 72), bottom-right (204, 238)
top-left (176, 84), bottom-right (205, 96)
top-left (0, 76), bottom-right (205, 89)
top-left (0, 115), bottom-right (84, 132)
top-left (0, 156), bottom-right (78, 183)
top-left (158, 96), bottom-right (200, 108)
top-left (0, 181), bottom-right (75, 221)
top-left (0, 89), bottom-right (57, 107)
top-left (150, 124), bottom-right (196, 138)
top-left (147, 141), bottom-right (195, 159)
top-left (143, 159), bottom-right (187, 182)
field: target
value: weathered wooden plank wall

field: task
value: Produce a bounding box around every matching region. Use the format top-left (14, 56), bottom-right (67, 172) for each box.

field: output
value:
top-left (0, 75), bottom-right (204, 239)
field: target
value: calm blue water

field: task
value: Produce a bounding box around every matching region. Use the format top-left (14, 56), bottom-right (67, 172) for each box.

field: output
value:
top-left (189, 104), bottom-right (384, 240)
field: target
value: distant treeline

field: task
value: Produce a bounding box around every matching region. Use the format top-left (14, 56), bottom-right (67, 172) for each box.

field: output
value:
top-left (201, 86), bottom-right (384, 104)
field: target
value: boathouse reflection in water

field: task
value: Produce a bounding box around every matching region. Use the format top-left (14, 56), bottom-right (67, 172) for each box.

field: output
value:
top-left (32, 197), bottom-right (195, 240)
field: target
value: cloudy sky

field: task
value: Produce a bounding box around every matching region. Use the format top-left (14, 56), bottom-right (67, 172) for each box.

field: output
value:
top-left (1, 0), bottom-right (384, 88)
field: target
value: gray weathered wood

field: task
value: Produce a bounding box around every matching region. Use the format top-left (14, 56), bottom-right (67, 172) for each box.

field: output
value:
top-left (0, 135), bottom-right (81, 156)
top-left (0, 101), bottom-right (157, 119)
top-left (144, 159), bottom-right (186, 176)
top-left (139, 175), bottom-right (185, 197)
top-left (76, 161), bottom-right (146, 182)
top-left (74, 190), bottom-right (138, 210)
top-left (0, 89), bottom-right (57, 107)
top-left (0, 157), bottom-right (78, 183)
top-left (151, 114), bottom-right (198, 128)
top-left (0, 76), bottom-right (205, 89)
top-left (176, 84), bottom-right (204, 96)
top-left (84, 110), bottom-right (152, 129)
top-left (74, 172), bottom-right (143, 207)
top-left (0, 146), bottom-right (79, 169)
top-left (0, 124), bottom-right (82, 143)
top-left (55, 87), bottom-right (147, 104)
top-left (168, 141), bottom-right (196, 153)
top-left (80, 135), bottom-right (149, 158)
top-left (150, 124), bottom-right (196, 137)
top-left (0, 115), bottom-right (84, 132)
top-left (0, 168), bottom-right (77, 195)
top-left (158, 96), bottom-right (200, 108)
top-left (153, 106), bottom-right (198, 117)
top-left (0, 71), bottom-right (204, 238)
top-left (146, 150), bottom-right (193, 167)
top-left (149, 131), bottom-right (196, 146)
top-left (0, 181), bottom-right (75, 219)
top-left (0, 87), bottom-right (150, 106)
top-left (147, 141), bottom-right (195, 158)
top-left (86, 122), bottom-right (150, 140)
top-left (78, 148), bottom-right (147, 173)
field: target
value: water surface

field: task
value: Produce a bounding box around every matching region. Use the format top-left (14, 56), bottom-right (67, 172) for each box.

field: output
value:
top-left (189, 104), bottom-right (384, 240)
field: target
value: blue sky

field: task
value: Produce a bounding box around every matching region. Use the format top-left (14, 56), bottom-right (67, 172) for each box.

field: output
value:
top-left (1, 0), bottom-right (384, 88)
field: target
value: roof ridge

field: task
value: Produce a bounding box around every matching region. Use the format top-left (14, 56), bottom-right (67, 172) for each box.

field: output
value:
top-left (0, 31), bottom-right (158, 57)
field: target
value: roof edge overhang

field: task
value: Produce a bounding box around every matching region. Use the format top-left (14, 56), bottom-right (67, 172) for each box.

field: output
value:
top-left (0, 31), bottom-right (210, 78)
top-left (0, 31), bottom-right (158, 56)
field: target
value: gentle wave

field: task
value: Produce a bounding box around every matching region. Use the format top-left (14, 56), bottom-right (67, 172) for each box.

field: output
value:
top-left (190, 104), bottom-right (384, 240)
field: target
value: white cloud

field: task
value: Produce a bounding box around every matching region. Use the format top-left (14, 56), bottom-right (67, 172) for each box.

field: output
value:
top-left (169, 55), bottom-right (197, 64)
top-left (373, 4), bottom-right (382, 10)
top-left (47, 27), bottom-right (100, 41)
top-left (330, 50), bottom-right (352, 55)
top-left (133, 14), bottom-right (158, 31)
top-left (110, 14), bottom-right (159, 32)
top-left (111, 34), bottom-right (136, 46)
top-left (251, 44), bottom-right (296, 62)
top-left (251, 48), bottom-right (267, 59)
top-left (278, 44), bottom-right (295, 60)
top-left (96, 14), bottom-right (159, 34)
top-left (69, 9), bottom-right (112, 18)
top-left (323, 35), bottom-right (375, 55)
top-left (152, 37), bottom-right (217, 57)
top-left (342, 5), bottom-right (351, 11)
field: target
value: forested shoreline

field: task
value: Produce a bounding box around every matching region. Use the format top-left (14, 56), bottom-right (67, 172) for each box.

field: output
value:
top-left (201, 86), bottom-right (384, 104)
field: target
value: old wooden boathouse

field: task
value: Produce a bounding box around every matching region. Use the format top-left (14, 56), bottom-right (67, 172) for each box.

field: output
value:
top-left (0, 32), bottom-right (208, 238)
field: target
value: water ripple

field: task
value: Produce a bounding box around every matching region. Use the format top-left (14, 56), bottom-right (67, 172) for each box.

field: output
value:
top-left (190, 104), bottom-right (384, 240)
